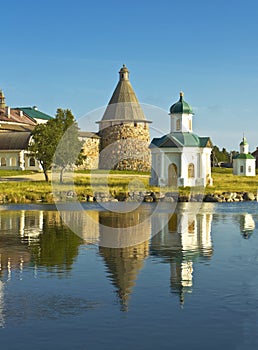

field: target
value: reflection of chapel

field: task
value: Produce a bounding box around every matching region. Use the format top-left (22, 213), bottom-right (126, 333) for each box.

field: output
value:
top-left (150, 92), bottom-right (213, 187)
top-left (150, 205), bottom-right (213, 305)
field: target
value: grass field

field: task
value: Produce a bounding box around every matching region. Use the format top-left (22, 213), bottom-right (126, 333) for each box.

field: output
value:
top-left (0, 170), bottom-right (39, 177)
top-left (207, 167), bottom-right (258, 193)
top-left (0, 168), bottom-right (257, 203)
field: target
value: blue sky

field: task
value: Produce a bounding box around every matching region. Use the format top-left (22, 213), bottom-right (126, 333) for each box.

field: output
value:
top-left (1, 0), bottom-right (258, 151)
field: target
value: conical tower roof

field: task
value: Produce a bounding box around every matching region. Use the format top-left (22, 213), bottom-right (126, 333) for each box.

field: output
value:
top-left (99, 65), bottom-right (151, 123)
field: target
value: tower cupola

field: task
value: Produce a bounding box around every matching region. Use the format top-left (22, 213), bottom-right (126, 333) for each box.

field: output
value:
top-left (169, 92), bottom-right (194, 133)
top-left (240, 136), bottom-right (249, 154)
top-left (119, 64), bottom-right (129, 81)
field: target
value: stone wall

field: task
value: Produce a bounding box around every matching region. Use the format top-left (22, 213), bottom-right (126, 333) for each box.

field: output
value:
top-left (98, 122), bottom-right (151, 171)
top-left (78, 137), bottom-right (100, 170)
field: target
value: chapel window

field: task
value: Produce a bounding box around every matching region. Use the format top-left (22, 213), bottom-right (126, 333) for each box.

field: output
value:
top-left (188, 163), bottom-right (195, 178)
top-left (176, 119), bottom-right (181, 131)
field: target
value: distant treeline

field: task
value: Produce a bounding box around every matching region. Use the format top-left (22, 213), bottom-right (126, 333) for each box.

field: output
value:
top-left (211, 145), bottom-right (239, 166)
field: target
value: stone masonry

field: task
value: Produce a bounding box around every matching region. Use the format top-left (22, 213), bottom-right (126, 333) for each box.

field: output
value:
top-left (99, 122), bottom-right (151, 171)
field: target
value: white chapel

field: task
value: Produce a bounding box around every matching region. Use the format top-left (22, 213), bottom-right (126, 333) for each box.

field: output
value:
top-left (233, 137), bottom-right (255, 176)
top-left (150, 92), bottom-right (213, 187)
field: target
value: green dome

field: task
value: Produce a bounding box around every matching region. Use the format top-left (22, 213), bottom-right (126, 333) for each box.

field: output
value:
top-left (170, 92), bottom-right (193, 114)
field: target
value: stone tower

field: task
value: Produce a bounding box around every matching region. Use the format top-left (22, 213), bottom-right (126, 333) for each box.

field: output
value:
top-left (97, 65), bottom-right (151, 171)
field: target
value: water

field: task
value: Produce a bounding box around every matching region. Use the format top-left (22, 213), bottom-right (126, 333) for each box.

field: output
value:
top-left (0, 202), bottom-right (258, 349)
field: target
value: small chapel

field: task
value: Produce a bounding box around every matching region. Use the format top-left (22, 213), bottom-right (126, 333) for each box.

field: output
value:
top-left (150, 92), bottom-right (213, 187)
top-left (233, 137), bottom-right (255, 176)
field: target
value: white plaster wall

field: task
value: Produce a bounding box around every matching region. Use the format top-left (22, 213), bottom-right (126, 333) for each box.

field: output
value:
top-left (0, 151), bottom-right (42, 171)
top-left (170, 113), bottom-right (193, 133)
top-left (233, 158), bottom-right (256, 176)
top-left (150, 145), bottom-right (212, 187)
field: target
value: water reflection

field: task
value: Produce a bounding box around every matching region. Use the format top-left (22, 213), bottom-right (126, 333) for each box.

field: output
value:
top-left (98, 210), bottom-right (151, 311)
top-left (99, 242), bottom-right (149, 311)
top-left (0, 211), bottom-right (82, 275)
top-left (239, 213), bottom-right (255, 239)
top-left (0, 204), bottom-right (216, 318)
top-left (151, 204), bottom-right (213, 305)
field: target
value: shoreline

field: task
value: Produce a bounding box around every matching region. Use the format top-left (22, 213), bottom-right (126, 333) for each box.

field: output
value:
top-left (0, 190), bottom-right (257, 205)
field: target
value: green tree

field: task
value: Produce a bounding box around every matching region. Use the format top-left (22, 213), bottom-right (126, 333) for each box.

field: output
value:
top-left (29, 108), bottom-right (84, 182)
top-left (29, 119), bottom-right (60, 181)
top-left (53, 109), bottom-right (84, 183)
top-left (212, 145), bottom-right (230, 165)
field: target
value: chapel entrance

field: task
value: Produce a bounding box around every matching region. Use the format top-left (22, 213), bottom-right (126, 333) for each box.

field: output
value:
top-left (168, 163), bottom-right (178, 187)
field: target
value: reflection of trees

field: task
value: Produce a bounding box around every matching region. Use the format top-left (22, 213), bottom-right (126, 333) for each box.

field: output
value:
top-left (0, 211), bottom-right (83, 275)
top-left (29, 212), bottom-right (83, 272)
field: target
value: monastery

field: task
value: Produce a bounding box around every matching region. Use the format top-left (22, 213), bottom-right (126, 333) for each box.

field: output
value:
top-left (4, 65), bottom-right (255, 186)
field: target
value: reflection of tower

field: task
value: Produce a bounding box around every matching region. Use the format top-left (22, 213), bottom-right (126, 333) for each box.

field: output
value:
top-left (98, 209), bottom-right (151, 311)
top-left (98, 208), bottom-right (152, 248)
top-left (240, 213), bottom-right (255, 239)
top-left (99, 242), bottom-right (149, 311)
top-left (151, 203), bottom-right (213, 305)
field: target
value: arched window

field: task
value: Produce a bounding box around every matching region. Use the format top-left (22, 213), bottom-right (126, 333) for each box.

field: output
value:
top-left (188, 163), bottom-right (195, 178)
top-left (0, 157), bottom-right (6, 167)
top-left (188, 119), bottom-right (192, 131)
top-left (176, 119), bottom-right (181, 131)
top-left (10, 157), bottom-right (17, 166)
top-left (188, 220), bottom-right (195, 233)
top-left (168, 163), bottom-right (178, 187)
top-left (29, 157), bottom-right (36, 167)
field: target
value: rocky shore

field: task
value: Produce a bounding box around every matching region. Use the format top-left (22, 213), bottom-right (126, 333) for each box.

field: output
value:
top-left (86, 191), bottom-right (258, 203)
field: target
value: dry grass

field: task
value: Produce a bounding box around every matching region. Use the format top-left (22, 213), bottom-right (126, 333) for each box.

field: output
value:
top-left (0, 168), bottom-right (257, 203)
top-left (207, 167), bottom-right (258, 194)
